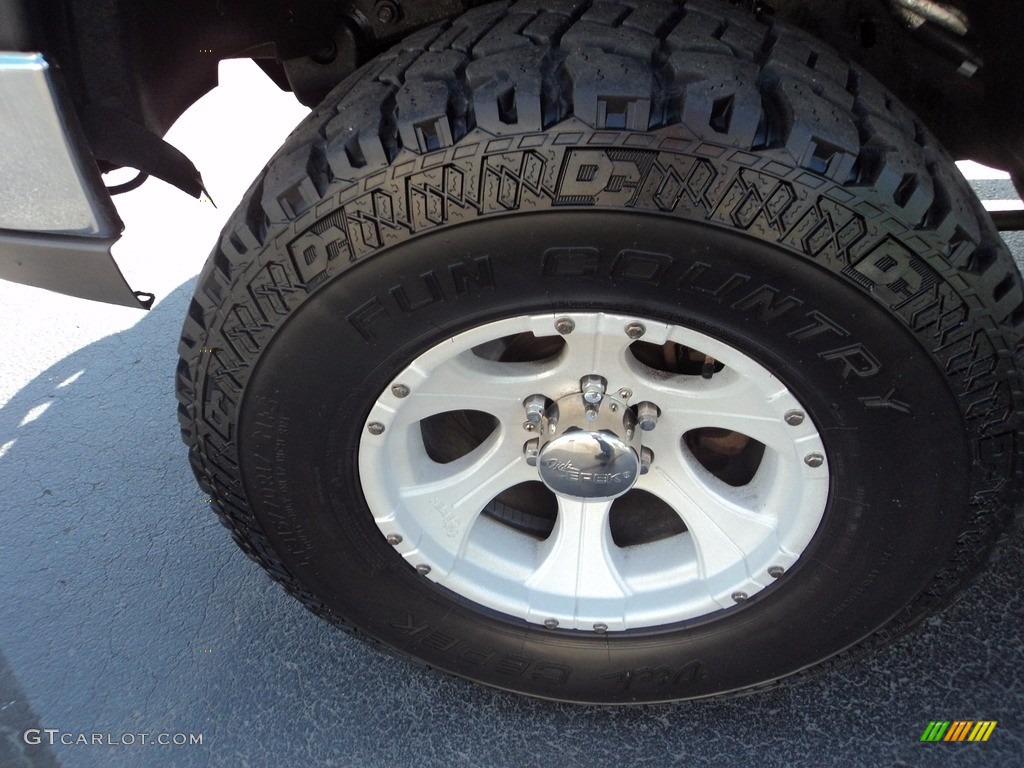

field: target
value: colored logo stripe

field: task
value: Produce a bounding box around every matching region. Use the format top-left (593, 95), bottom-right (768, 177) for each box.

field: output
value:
top-left (968, 722), bottom-right (998, 742)
top-left (921, 722), bottom-right (950, 742)
top-left (920, 721), bottom-right (997, 742)
top-left (944, 721), bottom-right (973, 741)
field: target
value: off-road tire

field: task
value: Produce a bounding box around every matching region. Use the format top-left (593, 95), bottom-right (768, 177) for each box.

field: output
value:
top-left (176, 0), bottom-right (1024, 702)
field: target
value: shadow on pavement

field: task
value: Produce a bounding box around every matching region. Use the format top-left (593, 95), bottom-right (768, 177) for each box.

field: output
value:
top-left (0, 278), bottom-right (1020, 768)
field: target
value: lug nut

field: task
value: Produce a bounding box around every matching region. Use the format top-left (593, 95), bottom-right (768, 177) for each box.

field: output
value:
top-left (416, 564), bottom-right (431, 576)
top-left (375, 0), bottom-right (399, 24)
top-left (580, 375), bottom-right (607, 404)
top-left (804, 452), bottom-right (824, 468)
top-left (391, 383), bottom-right (410, 398)
top-left (386, 533), bottom-right (403, 546)
top-left (523, 438), bottom-right (540, 466)
top-left (624, 322), bottom-right (645, 340)
top-left (784, 410), bottom-right (805, 426)
top-left (701, 355), bottom-right (717, 380)
top-left (544, 618), bottom-right (559, 629)
top-left (636, 402), bottom-right (659, 431)
top-left (640, 446), bottom-right (654, 475)
top-left (555, 317), bottom-right (575, 335)
top-left (523, 394), bottom-right (546, 423)
top-left (768, 565), bottom-right (785, 578)
top-left (367, 421), bottom-right (385, 435)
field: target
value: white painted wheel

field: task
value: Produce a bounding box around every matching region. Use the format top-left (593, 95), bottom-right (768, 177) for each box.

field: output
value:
top-left (359, 312), bottom-right (829, 632)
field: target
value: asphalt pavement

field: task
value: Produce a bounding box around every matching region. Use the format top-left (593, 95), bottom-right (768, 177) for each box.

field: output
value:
top-left (1, 62), bottom-right (1022, 767)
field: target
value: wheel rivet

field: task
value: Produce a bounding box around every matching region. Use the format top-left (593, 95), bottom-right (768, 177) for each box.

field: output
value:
top-left (367, 421), bottom-right (385, 435)
top-left (617, 388), bottom-right (632, 400)
top-left (804, 452), bottom-right (824, 468)
top-left (555, 317), bottom-right (575, 335)
top-left (784, 410), bottom-right (805, 426)
top-left (391, 383), bottom-right (410, 398)
top-left (416, 564), bottom-right (431, 576)
top-left (386, 533), bottom-right (403, 546)
top-left (523, 421), bottom-right (537, 432)
top-left (732, 592), bottom-right (748, 602)
top-left (544, 618), bottom-right (559, 629)
top-left (593, 623), bottom-right (608, 634)
top-left (768, 565), bottom-right (785, 578)
top-left (624, 322), bottom-right (646, 340)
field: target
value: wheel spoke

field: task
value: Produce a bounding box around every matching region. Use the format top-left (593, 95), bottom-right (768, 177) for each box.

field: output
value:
top-left (524, 497), bottom-right (629, 621)
top-left (653, 369), bottom-right (796, 455)
top-left (638, 455), bottom-right (777, 582)
top-left (551, 314), bottom-right (672, 394)
top-left (395, 350), bottom-right (560, 425)
top-left (397, 428), bottom-right (535, 566)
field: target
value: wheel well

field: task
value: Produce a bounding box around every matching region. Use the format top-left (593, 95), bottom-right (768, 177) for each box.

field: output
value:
top-left (22, 0), bottom-right (1024, 178)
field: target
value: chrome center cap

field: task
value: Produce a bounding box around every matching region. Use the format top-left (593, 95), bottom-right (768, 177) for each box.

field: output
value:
top-left (537, 429), bottom-right (639, 501)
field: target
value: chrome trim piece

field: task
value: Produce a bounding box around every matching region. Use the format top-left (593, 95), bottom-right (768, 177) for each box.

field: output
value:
top-left (0, 52), bottom-right (147, 308)
top-left (0, 52), bottom-right (102, 233)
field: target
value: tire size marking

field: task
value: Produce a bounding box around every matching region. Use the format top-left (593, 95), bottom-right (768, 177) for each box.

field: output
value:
top-left (390, 613), bottom-right (572, 686)
top-left (248, 396), bottom-right (315, 561)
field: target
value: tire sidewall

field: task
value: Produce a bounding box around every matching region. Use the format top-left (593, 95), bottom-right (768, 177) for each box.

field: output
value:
top-left (238, 209), bottom-right (968, 702)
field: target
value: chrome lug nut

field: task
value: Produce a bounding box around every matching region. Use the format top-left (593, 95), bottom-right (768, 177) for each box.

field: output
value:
top-left (640, 446), bottom-right (654, 475)
top-left (580, 374), bottom-right (607, 404)
top-left (523, 438), bottom-right (540, 466)
top-left (624, 322), bottom-right (645, 340)
top-left (391, 383), bottom-right (410, 398)
top-left (784, 410), bottom-right (805, 426)
top-left (555, 317), bottom-right (575, 335)
top-left (804, 453), bottom-right (825, 468)
top-left (367, 421), bottom-right (385, 435)
top-left (636, 402), bottom-right (659, 431)
top-left (523, 394), bottom-right (547, 423)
